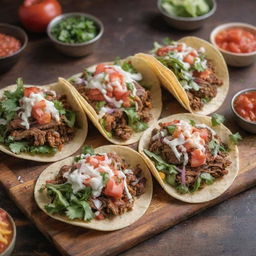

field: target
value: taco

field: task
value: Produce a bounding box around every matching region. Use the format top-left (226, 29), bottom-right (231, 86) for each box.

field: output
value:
top-left (0, 78), bottom-right (87, 162)
top-left (34, 145), bottom-right (153, 231)
top-left (138, 113), bottom-right (239, 203)
top-left (60, 56), bottom-right (162, 145)
top-left (135, 36), bottom-right (229, 115)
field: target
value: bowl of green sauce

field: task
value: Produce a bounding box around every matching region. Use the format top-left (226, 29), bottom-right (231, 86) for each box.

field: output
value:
top-left (47, 12), bottom-right (104, 57)
top-left (158, 0), bottom-right (216, 31)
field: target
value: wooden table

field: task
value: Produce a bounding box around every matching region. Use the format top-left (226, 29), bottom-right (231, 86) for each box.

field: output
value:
top-left (0, 0), bottom-right (256, 255)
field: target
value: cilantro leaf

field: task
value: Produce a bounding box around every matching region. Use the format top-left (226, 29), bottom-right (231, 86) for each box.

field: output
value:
top-left (121, 61), bottom-right (138, 74)
top-left (166, 125), bottom-right (176, 134)
top-left (82, 145), bottom-right (94, 155)
top-left (200, 172), bottom-right (215, 185)
top-left (208, 139), bottom-right (220, 156)
top-left (189, 120), bottom-right (196, 126)
top-left (201, 97), bottom-right (211, 104)
top-left (229, 132), bottom-right (242, 145)
top-left (176, 184), bottom-right (189, 194)
top-left (101, 172), bottom-right (109, 185)
top-left (144, 149), bottom-right (177, 175)
top-left (54, 100), bottom-right (66, 115)
top-left (211, 113), bottom-right (225, 126)
top-left (123, 108), bottom-right (148, 132)
top-left (166, 173), bottom-right (176, 186)
top-left (30, 145), bottom-right (57, 155)
top-left (9, 142), bottom-right (29, 154)
top-left (64, 110), bottom-right (76, 128)
top-left (191, 176), bottom-right (201, 192)
top-left (95, 101), bottom-right (106, 112)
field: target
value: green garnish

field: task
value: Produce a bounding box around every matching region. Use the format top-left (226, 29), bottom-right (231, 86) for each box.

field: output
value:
top-left (44, 183), bottom-right (93, 221)
top-left (211, 113), bottom-right (225, 127)
top-left (167, 125), bottom-right (176, 134)
top-left (189, 119), bottom-right (196, 126)
top-left (229, 132), bottom-right (242, 145)
top-left (51, 16), bottom-right (98, 44)
top-left (123, 108), bottom-right (148, 132)
top-left (161, 0), bottom-right (210, 18)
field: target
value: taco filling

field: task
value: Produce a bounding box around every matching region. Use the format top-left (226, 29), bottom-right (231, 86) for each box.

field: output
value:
top-left (0, 78), bottom-right (76, 155)
top-left (70, 60), bottom-right (152, 140)
top-left (152, 40), bottom-right (223, 111)
top-left (144, 119), bottom-right (231, 194)
top-left (41, 146), bottom-right (147, 221)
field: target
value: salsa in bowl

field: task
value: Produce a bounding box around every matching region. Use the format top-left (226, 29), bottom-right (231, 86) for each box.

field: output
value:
top-left (231, 88), bottom-right (256, 134)
top-left (210, 22), bottom-right (256, 67)
top-left (0, 209), bottom-right (16, 256)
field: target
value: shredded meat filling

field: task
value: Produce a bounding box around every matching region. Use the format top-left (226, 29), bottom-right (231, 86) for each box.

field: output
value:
top-left (72, 76), bottom-right (152, 141)
top-left (8, 95), bottom-right (75, 149)
top-left (53, 153), bottom-right (146, 218)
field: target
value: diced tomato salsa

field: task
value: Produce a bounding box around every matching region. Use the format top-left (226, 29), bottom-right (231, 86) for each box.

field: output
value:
top-left (0, 33), bottom-right (21, 58)
top-left (234, 91), bottom-right (256, 122)
top-left (0, 209), bottom-right (13, 253)
top-left (215, 27), bottom-right (256, 54)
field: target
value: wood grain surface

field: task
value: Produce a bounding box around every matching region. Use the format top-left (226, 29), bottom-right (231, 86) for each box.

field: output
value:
top-left (0, 0), bottom-right (256, 255)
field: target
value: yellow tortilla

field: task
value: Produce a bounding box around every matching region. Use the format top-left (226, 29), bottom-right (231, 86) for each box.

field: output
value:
top-left (60, 56), bottom-right (162, 145)
top-left (138, 113), bottom-right (239, 203)
top-left (0, 79), bottom-right (88, 162)
top-left (34, 145), bottom-right (153, 231)
top-left (136, 36), bottom-right (229, 115)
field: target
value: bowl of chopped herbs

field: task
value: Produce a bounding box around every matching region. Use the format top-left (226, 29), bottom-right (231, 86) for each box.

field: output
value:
top-left (47, 12), bottom-right (104, 57)
top-left (158, 0), bottom-right (216, 31)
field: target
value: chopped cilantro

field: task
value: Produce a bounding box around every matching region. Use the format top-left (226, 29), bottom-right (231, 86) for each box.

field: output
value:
top-left (166, 125), bottom-right (176, 134)
top-left (229, 132), bottom-right (242, 145)
top-left (189, 119), bottom-right (196, 126)
top-left (95, 101), bottom-right (106, 112)
top-left (211, 113), bottom-right (225, 127)
top-left (200, 172), bottom-right (215, 185)
top-left (82, 145), bottom-right (94, 155)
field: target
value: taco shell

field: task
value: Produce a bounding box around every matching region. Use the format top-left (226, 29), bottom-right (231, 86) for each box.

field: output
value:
top-left (135, 36), bottom-right (229, 115)
top-left (0, 79), bottom-right (88, 162)
top-left (138, 113), bottom-right (239, 203)
top-left (34, 145), bottom-right (153, 231)
top-left (60, 56), bottom-right (162, 145)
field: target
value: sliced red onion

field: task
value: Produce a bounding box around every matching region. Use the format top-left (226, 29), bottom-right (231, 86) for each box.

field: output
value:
top-left (181, 167), bottom-right (186, 185)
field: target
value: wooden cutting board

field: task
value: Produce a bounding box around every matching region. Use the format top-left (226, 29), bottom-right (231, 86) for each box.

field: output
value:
top-left (0, 132), bottom-right (256, 256)
top-left (1, 92), bottom-right (256, 256)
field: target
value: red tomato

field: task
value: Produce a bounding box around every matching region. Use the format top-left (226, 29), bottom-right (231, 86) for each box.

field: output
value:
top-left (183, 54), bottom-right (194, 64)
top-left (94, 64), bottom-right (106, 75)
top-left (194, 69), bottom-right (212, 80)
top-left (156, 46), bottom-right (172, 56)
top-left (198, 128), bottom-right (209, 141)
top-left (109, 72), bottom-right (124, 85)
top-left (104, 178), bottom-right (124, 199)
top-left (19, 0), bottom-right (62, 33)
top-left (190, 149), bottom-right (206, 167)
top-left (122, 97), bottom-right (131, 108)
top-left (32, 100), bottom-right (52, 124)
top-left (172, 128), bottom-right (182, 138)
top-left (87, 89), bottom-right (105, 101)
top-left (95, 213), bottom-right (105, 220)
top-left (86, 156), bottom-right (99, 168)
top-left (159, 120), bottom-right (179, 127)
top-left (24, 87), bottom-right (41, 97)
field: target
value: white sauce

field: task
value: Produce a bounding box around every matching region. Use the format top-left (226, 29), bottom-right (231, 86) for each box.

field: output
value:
top-left (64, 153), bottom-right (134, 201)
top-left (19, 90), bottom-right (60, 129)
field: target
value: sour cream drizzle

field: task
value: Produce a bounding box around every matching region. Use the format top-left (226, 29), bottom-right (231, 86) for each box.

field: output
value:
top-left (82, 64), bottom-right (142, 112)
top-left (64, 153), bottom-right (133, 200)
top-left (19, 90), bottom-right (60, 129)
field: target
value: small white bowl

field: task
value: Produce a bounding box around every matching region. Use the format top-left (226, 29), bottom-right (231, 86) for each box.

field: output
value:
top-left (210, 22), bottom-right (256, 67)
top-left (0, 209), bottom-right (16, 256)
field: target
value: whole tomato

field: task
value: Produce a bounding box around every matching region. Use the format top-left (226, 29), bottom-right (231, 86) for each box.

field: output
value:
top-left (19, 0), bottom-right (62, 33)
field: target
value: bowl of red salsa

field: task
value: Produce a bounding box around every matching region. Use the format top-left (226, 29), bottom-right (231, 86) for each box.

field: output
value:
top-left (0, 23), bottom-right (28, 73)
top-left (0, 209), bottom-right (16, 256)
top-left (210, 22), bottom-right (256, 67)
top-left (232, 88), bottom-right (256, 134)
